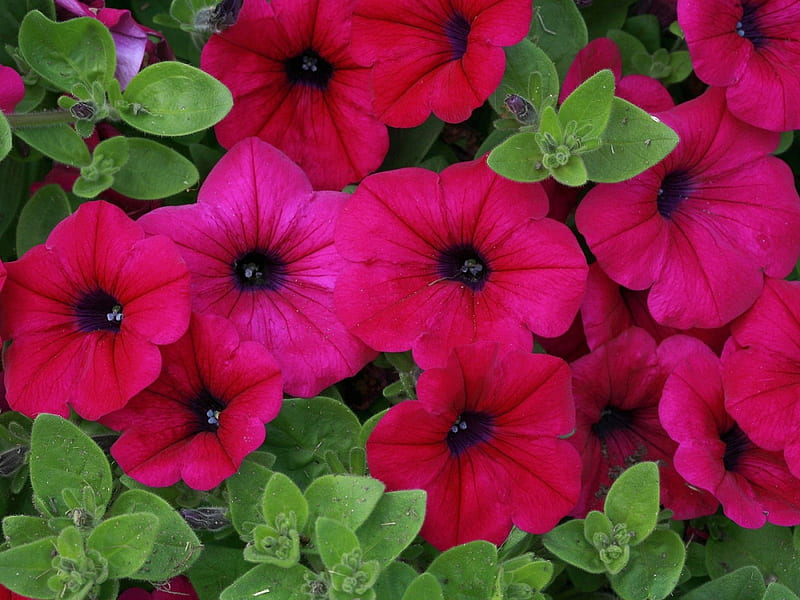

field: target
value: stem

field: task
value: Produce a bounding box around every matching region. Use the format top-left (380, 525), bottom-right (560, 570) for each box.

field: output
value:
top-left (5, 109), bottom-right (76, 129)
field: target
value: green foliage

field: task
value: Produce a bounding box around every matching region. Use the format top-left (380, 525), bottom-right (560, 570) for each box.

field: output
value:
top-left (680, 566), bottom-right (766, 600)
top-left (0, 112), bottom-right (9, 162)
top-left (14, 124), bottom-right (92, 168)
top-left (427, 541), bottom-right (498, 600)
top-left (15, 184), bottom-right (72, 256)
top-left (356, 490), bottom-right (426, 566)
top-left (304, 475), bottom-right (384, 534)
top-left (87, 513), bottom-right (159, 578)
top-left (109, 137), bottom-right (199, 199)
top-left (0, 537), bottom-right (58, 598)
top-left (529, 0), bottom-right (588, 79)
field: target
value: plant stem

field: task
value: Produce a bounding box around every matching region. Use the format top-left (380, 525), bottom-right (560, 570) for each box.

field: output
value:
top-left (5, 109), bottom-right (75, 129)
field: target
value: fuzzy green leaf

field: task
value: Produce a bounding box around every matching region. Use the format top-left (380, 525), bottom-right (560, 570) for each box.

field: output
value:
top-left (87, 513), bottom-right (159, 578)
top-left (357, 489), bottom-right (426, 566)
top-left (0, 537), bottom-right (58, 599)
top-left (15, 184), bottom-right (72, 257)
top-left (609, 529), bottom-right (686, 600)
top-left (14, 124), bottom-right (92, 167)
top-left (111, 137), bottom-right (198, 199)
top-left (304, 475), bottom-right (384, 536)
top-left (316, 517), bottom-right (361, 571)
top-left (680, 566), bottom-right (765, 600)
top-left (262, 471), bottom-right (309, 533)
top-left (529, 0), bottom-right (588, 79)
top-left (219, 563), bottom-right (313, 600)
top-left (604, 462), bottom-right (659, 544)
top-left (487, 131), bottom-right (548, 182)
top-left (542, 518), bottom-right (606, 574)
top-left (403, 573), bottom-right (443, 600)
top-left (489, 39), bottom-right (559, 115)
top-left (427, 540), bottom-right (498, 600)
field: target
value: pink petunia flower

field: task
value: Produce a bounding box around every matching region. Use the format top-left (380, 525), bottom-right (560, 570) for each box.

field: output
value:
top-left (55, 0), bottom-right (172, 88)
top-left (367, 342), bottom-right (581, 550)
top-left (0, 201), bottom-right (191, 420)
top-left (569, 327), bottom-right (716, 518)
top-left (660, 335), bottom-right (800, 528)
top-left (576, 87), bottom-right (800, 329)
top-left (723, 278), bottom-right (800, 477)
top-left (117, 576), bottom-right (199, 600)
top-left (0, 585), bottom-right (34, 600)
top-left (138, 137), bottom-right (376, 398)
top-left (0, 66), bottom-right (24, 113)
top-left (334, 156), bottom-right (588, 369)
top-left (679, 0), bottom-right (800, 131)
top-left (350, 0), bottom-right (531, 127)
top-left (200, 0), bottom-right (388, 190)
top-left (102, 313), bottom-right (282, 491)
top-left (560, 37), bottom-right (675, 114)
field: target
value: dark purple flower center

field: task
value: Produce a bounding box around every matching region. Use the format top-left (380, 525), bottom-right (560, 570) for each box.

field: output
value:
top-left (74, 289), bottom-right (124, 333)
top-left (736, 2), bottom-right (766, 48)
top-left (190, 390), bottom-right (227, 432)
top-left (591, 406), bottom-right (634, 439)
top-left (285, 49), bottom-right (334, 90)
top-left (436, 243), bottom-right (491, 291)
top-left (446, 411), bottom-right (494, 456)
top-left (444, 12), bottom-right (470, 59)
top-left (233, 250), bottom-right (288, 291)
top-left (657, 170), bottom-right (693, 219)
top-left (721, 424), bottom-right (753, 471)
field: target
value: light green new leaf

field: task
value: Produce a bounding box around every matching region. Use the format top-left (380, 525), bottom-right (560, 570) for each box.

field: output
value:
top-left (316, 517), bottom-right (360, 571)
top-left (487, 132), bottom-right (548, 182)
top-left (558, 69), bottom-right (615, 140)
top-left (609, 529), bottom-right (686, 600)
top-left (543, 519), bottom-right (606, 574)
top-left (304, 475), bottom-right (384, 535)
top-left (427, 540), bottom-right (498, 600)
top-left (604, 462), bottom-right (659, 544)
top-left (262, 471), bottom-right (309, 532)
top-left (87, 513), bottom-right (159, 578)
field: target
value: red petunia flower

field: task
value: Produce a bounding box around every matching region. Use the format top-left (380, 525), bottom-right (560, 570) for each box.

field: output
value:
top-left (660, 335), bottom-right (800, 528)
top-left (569, 327), bottom-right (716, 518)
top-left (138, 137), bottom-right (376, 398)
top-left (723, 278), bottom-right (800, 477)
top-left (117, 576), bottom-right (199, 600)
top-left (350, 0), bottom-right (531, 127)
top-left (0, 201), bottom-right (191, 420)
top-left (0, 65), bottom-right (24, 113)
top-left (200, 0), bottom-right (388, 190)
top-left (102, 313), bottom-right (282, 491)
top-left (679, 0), bottom-right (800, 131)
top-left (576, 87), bottom-right (800, 329)
top-left (367, 342), bottom-right (581, 550)
top-left (334, 156), bottom-right (588, 369)
top-left (560, 37), bottom-right (674, 114)
top-left (0, 585), bottom-right (34, 600)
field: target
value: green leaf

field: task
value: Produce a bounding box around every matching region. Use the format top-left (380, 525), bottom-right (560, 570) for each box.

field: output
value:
top-left (607, 29), bottom-right (649, 76)
top-left (551, 154), bottom-right (587, 186)
top-left (528, 0), bottom-right (588, 79)
top-left (0, 156), bottom-right (51, 241)
top-left (507, 560), bottom-right (554, 591)
top-left (403, 573), bottom-right (444, 600)
top-left (623, 15), bottom-right (662, 53)
top-left (121, 61), bottom-right (233, 136)
top-left (15, 184), bottom-right (72, 257)
top-left (219, 563), bottom-right (314, 600)
top-left (303, 475), bottom-right (384, 535)
top-left (681, 566), bottom-right (766, 600)
top-left (73, 136), bottom-right (128, 199)
top-left (662, 51), bottom-right (694, 84)
top-left (427, 540), bottom-right (498, 600)
top-left (542, 518), bottom-right (606, 574)
top-left (487, 132), bottom-right (548, 182)
top-left (14, 124), bottom-right (92, 167)
top-left (356, 489), bottom-right (426, 566)
top-left (375, 561), bottom-right (418, 600)
top-left (316, 517), bottom-right (361, 570)
top-left (765, 583), bottom-right (800, 600)
top-left (582, 97), bottom-right (679, 183)
top-left (227, 452), bottom-right (275, 537)
top-left (0, 112), bottom-right (10, 163)
top-left (579, 0), bottom-right (637, 39)
top-left (56, 525), bottom-right (84, 561)
top-left (108, 489), bottom-right (202, 581)
top-left (2, 515), bottom-right (52, 547)
top-left (707, 520), bottom-right (800, 593)
top-left (29, 414), bottom-right (112, 518)
top-left (558, 69), bottom-right (615, 140)
top-left (187, 541), bottom-right (254, 600)
top-left (489, 39), bottom-right (559, 115)
top-left (263, 397), bottom-right (361, 488)
top-left (604, 462), bottom-right (659, 544)
top-left (87, 513), bottom-right (159, 578)
top-left (19, 11), bottom-right (115, 91)
top-left (110, 137), bottom-right (198, 199)
top-left (262, 471), bottom-right (309, 532)
top-left (379, 115), bottom-right (444, 170)
top-left (609, 529), bottom-right (686, 600)
top-left (0, 537), bottom-right (58, 599)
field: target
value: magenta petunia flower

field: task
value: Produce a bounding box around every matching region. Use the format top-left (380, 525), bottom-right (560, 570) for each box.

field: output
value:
top-left (0, 65), bottom-right (24, 113)
top-left (138, 137), bottom-right (376, 398)
top-left (723, 278), bottom-right (800, 477)
top-left (569, 327), bottom-right (716, 518)
top-left (576, 87), bottom-right (800, 329)
top-left (334, 156), bottom-right (588, 369)
top-left (560, 37), bottom-right (674, 114)
top-left (367, 342), bottom-right (581, 550)
top-left (0, 201), bottom-right (191, 420)
top-left (679, 0), bottom-right (800, 131)
top-left (660, 335), bottom-right (800, 528)
top-left (117, 576), bottom-right (198, 600)
top-left (200, 0), bottom-right (388, 190)
top-left (102, 312), bottom-right (282, 491)
top-left (350, 0), bottom-right (531, 127)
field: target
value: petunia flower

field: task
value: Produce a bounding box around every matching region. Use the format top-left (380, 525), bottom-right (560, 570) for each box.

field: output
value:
top-left (138, 137), bottom-right (376, 398)
top-left (102, 312), bottom-right (282, 491)
top-left (575, 87), bottom-right (800, 329)
top-left (0, 585), bottom-right (34, 600)
top-left (334, 156), bottom-right (588, 369)
top-left (366, 342), bottom-right (581, 550)
top-left (569, 327), bottom-right (716, 518)
top-left (117, 577), bottom-right (198, 600)
top-left (200, 0), bottom-right (388, 190)
top-left (0, 201), bottom-right (191, 420)
top-left (0, 65), bottom-right (24, 113)
top-left (350, 0), bottom-right (531, 127)
top-left (560, 37), bottom-right (675, 114)
top-left (679, 0), bottom-right (800, 131)
top-left (660, 335), bottom-right (800, 528)
top-left (723, 278), bottom-right (800, 477)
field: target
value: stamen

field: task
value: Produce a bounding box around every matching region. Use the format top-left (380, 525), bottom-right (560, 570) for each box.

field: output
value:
top-left (206, 409), bottom-right (220, 426)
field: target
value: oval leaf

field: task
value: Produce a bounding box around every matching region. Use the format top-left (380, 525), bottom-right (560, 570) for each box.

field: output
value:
top-left (529, 0), bottom-right (588, 79)
top-left (19, 10), bottom-right (115, 91)
top-left (402, 573), bottom-right (443, 600)
top-left (15, 184), bottom-right (72, 257)
top-left (87, 512), bottom-right (159, 579)
top-left (262, 471), bottom-right (309, 532)
top-left (316, 517), bottom-right (361, 571)
top-left (121, 62), bottom-right (233, 136)
top-left (680, 566), bottom-right (765, 600)
top-left (609, 529), bottom-right (686, 600)
top-left (0, 112), bottom-right (10, 162)
top-left (542, 518), bottom-right (606, 574)
top-left (111, 137), bottom-right (199, 199)
top-left (357, 489), bottom-right (426, 566)
top-left (487, 131), bottom-right (548, 182)
top-left (427, 541), bottom-right (498, 600)
top-left (604, 462), bottom-right (659, 544)
top-left (303, 475), bottom-right (384, 536)
top-left (220, 563), bottom-right (313, 600)
top-left (558, 68), bottom-right (615, 140)
top-left (14, 123), bottom-right (91, 167)
top-left (489, 39), bottom-right (559, 115)
top-left (0, 537), bottom-right (58, 599)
